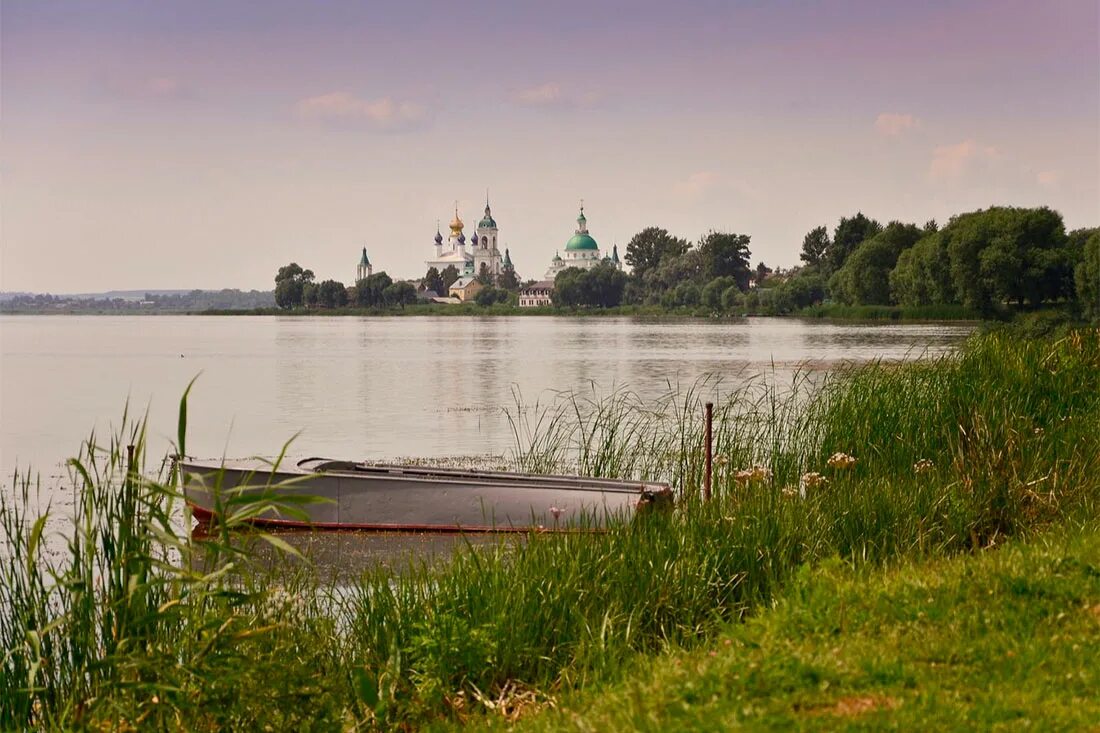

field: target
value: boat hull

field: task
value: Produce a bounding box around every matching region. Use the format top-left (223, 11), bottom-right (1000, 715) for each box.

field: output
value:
top-left (178, 458), bottom-right (670, 532)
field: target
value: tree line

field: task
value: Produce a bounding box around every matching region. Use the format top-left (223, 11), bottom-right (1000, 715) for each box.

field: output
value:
top-left (551, 229), bottom-right (759, 309)
top-left (550, 206), bottom-right (1098, 321)
top-left (274, 264), bottom-right (417, 310)
top-left (793, 206), bottom-right (1099, 320)
top-left (269, 204), bottom-right (1098, 319)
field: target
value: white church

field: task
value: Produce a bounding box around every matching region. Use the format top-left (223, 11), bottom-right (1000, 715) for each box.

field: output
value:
top-left (426, 198), bottom-right (504, 278)
top-left (543, 203), bottom-right (620, 280)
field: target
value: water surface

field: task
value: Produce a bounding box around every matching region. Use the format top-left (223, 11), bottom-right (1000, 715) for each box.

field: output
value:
top-left (1, 315), bottom-right (972, 480)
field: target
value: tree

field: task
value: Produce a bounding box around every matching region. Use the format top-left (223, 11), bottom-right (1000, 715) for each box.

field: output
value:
top-left (498, 266), bottom-right (520, 291)
top-left (890, 232), bottom-right (956, 307)
top-left (755, 261), bottom-right (772, 284)
top-left (382, 281), bottom-right (417, 308)
top-left (642, 249), bottom-right (704, 295)
top-left (800, 226), bottom-right (830, 267)
top-left (1076, 230), bottom-right (1100, 322)
top-left (779, 272), bottom-right (826, 309)
top-left (273, 262), bottom-right (315, 309)
top-left (476, 263), bottom-right (494, 286)
top-left (422, 267), bottom-right (444, 296)
top-left (624, 227), bottom-right (690, 279)
top-left (702, 276), bottom-right (738, 310)
top-left (946, 206), bottom-right (1069, 312)
top-left (475, 286), bottom-right (503, 306)
top-left (829, 222), bottom-right (922, 305)
top-left (440, 265), bottom-right (460, 292)
top-left (355, 272), bottom-right (394, 307)
top-left (826, 213), bottom-right (882, 274)
top-left (553, 263), bottom-right (628, 308)
top-left (720, 285), bottom-right (742, 311)
top-left (302, 281), bottom-right (319, 308)
top-left (316, 279), bottom-right (347, 308)
top-left (697, 231), bottom-right (753, 288)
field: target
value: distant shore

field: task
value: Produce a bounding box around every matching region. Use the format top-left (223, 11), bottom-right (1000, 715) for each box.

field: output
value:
top-left (1, 302), bottom-right (986, 322)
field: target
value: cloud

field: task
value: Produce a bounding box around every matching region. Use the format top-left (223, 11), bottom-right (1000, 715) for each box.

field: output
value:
top-left (928, 140), bottom-right (999, 181)
top-left (875, 112), bottom-right (919, 136)
top-left (512, 82), bottom-right (563, 106)
top-left (104, 75), bottom-right (190, 101)
top-left (674, 171), bottom-right (721, 198)
top-left (295, 92), bottom-right (427, 131)
top-left (1036, 170), bottom-right (1060, 187)
top-left (509, 82), bottom-right (604, 108)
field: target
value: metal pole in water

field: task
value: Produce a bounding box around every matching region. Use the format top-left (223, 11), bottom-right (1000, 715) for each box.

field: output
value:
top-left (704, 402), bottom-right (713, 502)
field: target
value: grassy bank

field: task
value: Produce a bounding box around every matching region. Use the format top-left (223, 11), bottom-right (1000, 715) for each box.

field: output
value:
top-left (2, 330), bottom-right (1099, 730)
top-left (796, 303), bottom-right (982, 321)
top-left (490, 520), bottom-right (1100, 731)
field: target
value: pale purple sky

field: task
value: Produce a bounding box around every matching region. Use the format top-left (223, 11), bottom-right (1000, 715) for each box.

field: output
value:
top-left (2, 0), bottom-right (1097, 292)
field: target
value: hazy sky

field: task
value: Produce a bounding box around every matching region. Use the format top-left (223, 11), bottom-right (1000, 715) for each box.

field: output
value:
top-left (2, 0), bottom-right (1097, 293)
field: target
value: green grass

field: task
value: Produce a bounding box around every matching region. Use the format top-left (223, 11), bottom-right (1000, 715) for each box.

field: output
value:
top-left (494, 520), bottom-right (1100, 732)
top-left (797, 303), bottom-right (982, 321)
top-left (1, 329), bottom-right (1098, 730)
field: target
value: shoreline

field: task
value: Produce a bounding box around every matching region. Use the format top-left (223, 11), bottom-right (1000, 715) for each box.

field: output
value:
top-left (0, 304), bottom-right (985, 323)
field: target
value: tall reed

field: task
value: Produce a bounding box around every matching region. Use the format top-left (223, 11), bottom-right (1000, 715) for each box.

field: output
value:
top-left (1, 330), bottom-right (1097, 729)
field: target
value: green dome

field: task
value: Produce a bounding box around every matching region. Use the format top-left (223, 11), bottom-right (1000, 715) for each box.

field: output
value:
top-left (565, 233), bottom-right (599, 251)
top-left (479, 216), bottom-right (497, 228)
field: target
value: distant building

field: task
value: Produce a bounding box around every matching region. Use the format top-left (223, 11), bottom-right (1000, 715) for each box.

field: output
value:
top-left (544, 203), bottom-right (621, 280)
top-left (519, 280), bottom-right (554, 308)
top-left (449, 276), bottom-right (483, 302)
top-left (356, 247), bottom-right (373, 281)
top-left (426, 197), bottom-right (504, 279)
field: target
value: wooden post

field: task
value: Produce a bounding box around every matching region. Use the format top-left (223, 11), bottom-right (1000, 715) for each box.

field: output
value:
top-left (704, 402), bottom-right (713, 502)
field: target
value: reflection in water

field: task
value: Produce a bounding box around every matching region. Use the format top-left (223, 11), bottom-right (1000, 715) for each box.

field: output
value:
top-left (2, 314), bottom-right (971, 571)
top-left (190, 527), bottom-right (513, 581)
top-left (1, 315), bottom-right (972, 477)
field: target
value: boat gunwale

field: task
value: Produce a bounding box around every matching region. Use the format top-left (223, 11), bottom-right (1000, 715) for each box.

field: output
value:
top-left (178, 458), bottom-right (671, 495)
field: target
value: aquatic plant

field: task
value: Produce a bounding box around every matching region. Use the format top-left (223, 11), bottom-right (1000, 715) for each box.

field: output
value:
top-left (1, 329), bottom-right (1098, 729)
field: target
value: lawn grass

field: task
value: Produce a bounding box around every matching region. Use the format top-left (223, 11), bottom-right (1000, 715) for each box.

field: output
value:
top-left (1, 329), bottom-right (1098, 730)
top-left (495, 521), bottom-right (1100, 732)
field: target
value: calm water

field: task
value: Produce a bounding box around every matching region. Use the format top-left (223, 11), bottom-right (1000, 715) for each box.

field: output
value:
top-left (1, 315), bottom-right (972, 483)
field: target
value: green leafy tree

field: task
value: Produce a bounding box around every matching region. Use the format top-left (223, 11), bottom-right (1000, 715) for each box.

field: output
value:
top-left (702, 276), bottom-right (738, 310)
top-left (355, 272), bottom-right (394, 307)
top-left (422, 267), bottom-right (445, 296)
top-left (553, 263), bottom-right (628, 308)
top-left (755, 261), bottom-right (772, 284)
top-left (274, 262), bottom-right (315, 309)
top-left (800, 226), bottom-right (830, 267)
top-left (440, 265), bottom-right (460, 292)
top-left (662, 281), bottom-right (701, 308)
top-left (475, 286), bottom-right (500, 306)
top-left (476, 263), bottom-right (494, 286)
top-left (890, 232), bottom-right (956, 307)
top-left (302, 281), bottom-right (319, 308)
top-left (720, 285), bottom-right (742, 311)
top-left (697, 231), bottom-right (753, 288)
top-left (316, 279), bottom-right (347, 308)
top-left (1076, 230), bottom-right (1100, 321)
top-left (780, 272), bottom-right (826, 309)
top-left (624, 227), bottom-right (690, 279)
top-left (642, 249), bottom-right (705, 295)
top-left (947, 206), bottom-right (1069, 312)
top-left (830, 222), bottom-right (923, 305)
top-left (382, 281), bottom-right (417, 308)
top-left (826, 213), bottom-right (882, 274)
top-left (497, 265), bottom-right (520, 291)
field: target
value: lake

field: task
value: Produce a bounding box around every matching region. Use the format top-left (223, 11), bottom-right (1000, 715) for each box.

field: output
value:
top-left (0, 315), bottom-right (973, 485)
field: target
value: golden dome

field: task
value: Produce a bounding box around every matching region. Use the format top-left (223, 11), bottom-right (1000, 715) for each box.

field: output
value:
top-left (449, 204), bottom-right (464, 236)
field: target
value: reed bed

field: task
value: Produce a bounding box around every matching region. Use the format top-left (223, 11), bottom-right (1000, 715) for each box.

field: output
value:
top-left (2, 330), bottom-right (1099, 730)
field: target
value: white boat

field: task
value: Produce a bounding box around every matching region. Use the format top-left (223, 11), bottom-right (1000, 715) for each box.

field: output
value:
top-left (178, 457), bottom-right (672, 532)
